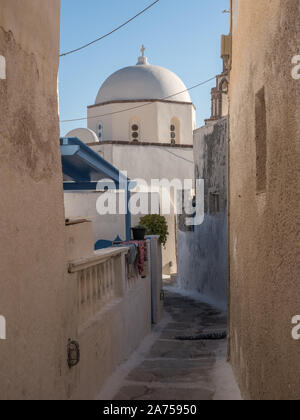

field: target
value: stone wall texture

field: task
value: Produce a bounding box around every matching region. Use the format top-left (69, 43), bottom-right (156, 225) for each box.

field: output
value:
top-left (229, 0), bottom-right (300, 400)
top-left (0, 0), bottom-right (67, 399)
top-left (178, 118), bottom-right (228, 309)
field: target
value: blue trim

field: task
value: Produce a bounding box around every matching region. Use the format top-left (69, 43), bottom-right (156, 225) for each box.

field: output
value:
top-left (95, 240), bottom-right (113, 250)
top-left (61, 136), bottom-right (132, 241)
top-left (63, 182), bottom-right (99, 191)
top-left (60, 137), bottom-right (127, 184)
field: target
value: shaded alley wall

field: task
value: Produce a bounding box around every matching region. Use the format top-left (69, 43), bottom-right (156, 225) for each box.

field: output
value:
top-left (0, 0), bottom-right (67, 399)
top-left (178, 118), bottom-right (228, 309)
top-left (229, 0), bottom-right (300, 400)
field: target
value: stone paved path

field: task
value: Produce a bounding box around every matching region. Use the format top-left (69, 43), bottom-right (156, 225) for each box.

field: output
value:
top-left (100, 288), bottom-right (241, 400)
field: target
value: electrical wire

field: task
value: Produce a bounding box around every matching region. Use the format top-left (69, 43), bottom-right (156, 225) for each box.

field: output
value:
top-left (60, 0), bottom-right (160, 58)
top-left (60, 76), bottom-right (216, 123)
top-left (156, 147), bottom-right (194, 164)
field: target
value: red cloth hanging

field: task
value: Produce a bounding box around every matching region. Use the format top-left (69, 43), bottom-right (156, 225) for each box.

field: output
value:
top-left (124, 240), bottom-right (147, 275)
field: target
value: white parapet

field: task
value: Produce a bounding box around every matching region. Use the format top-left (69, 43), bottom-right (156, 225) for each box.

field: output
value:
top-left (68, 247), bottom-right (129, 328)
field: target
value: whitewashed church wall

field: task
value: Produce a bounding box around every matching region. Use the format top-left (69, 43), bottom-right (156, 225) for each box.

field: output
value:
top-left (156, 102), bottom-right (195, 145)
top-left (90, 143), bottom-right (193, 274)
top-left (87, 101), bottom-right (194, 144)
top-left (110, 144), bottom-right (194, 183)
top-left (88, 101), bottom-right (158, 142)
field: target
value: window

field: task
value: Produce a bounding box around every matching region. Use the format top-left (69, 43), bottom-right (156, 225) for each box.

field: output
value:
top-left (130, 119), bottom-right (140, 142)
top-left (255, 87), bottom-right (267, 193)
top-left (220, 78), bottom-right (228, 94)
top-left (170, 118), bottom-right (180, 144)
top-left (98, 123), bottom-right (103, 141)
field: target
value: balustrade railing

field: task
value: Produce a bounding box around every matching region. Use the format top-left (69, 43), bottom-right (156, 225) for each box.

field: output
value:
top-left (68, 247), bottom-right (128, 326)
top-left (68, 242), bottom-right (150, 327)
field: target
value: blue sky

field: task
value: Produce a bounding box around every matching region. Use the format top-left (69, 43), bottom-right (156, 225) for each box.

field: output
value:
top-left (59, 0), bottom-right (229, 135)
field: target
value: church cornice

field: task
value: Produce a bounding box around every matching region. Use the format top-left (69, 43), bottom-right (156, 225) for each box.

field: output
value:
top-left (86, 140), bottom-right (194, 149)
top-left (88, 99), bottom-right (196, 110)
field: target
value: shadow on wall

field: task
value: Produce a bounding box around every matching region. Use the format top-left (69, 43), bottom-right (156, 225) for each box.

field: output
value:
top-left (177, 118), bottom-right (228, 310)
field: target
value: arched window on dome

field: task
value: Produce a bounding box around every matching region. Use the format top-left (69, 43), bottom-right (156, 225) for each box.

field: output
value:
top-left (130, 118), bottom-right (140, 142)
top-left (98, 122), bottom-right (103, 141)
top-left (170, 117), bottom-right (180, 145)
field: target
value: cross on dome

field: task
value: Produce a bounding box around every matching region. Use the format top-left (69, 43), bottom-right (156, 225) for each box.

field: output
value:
top-left (137, 45), bottom-right (149, 65)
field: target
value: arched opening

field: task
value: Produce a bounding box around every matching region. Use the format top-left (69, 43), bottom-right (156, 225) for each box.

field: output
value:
top-left (170, 117), bottom-right (180, 145)
top-left (130, 118), bottom-right (140, 142)
top-left (220, 78), bottom-right (228, 94)
top-left (98, 122), bottom-right (103, 141)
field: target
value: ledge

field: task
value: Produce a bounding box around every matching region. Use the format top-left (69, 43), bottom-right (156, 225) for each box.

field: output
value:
top-left (86, 140), bottom-right (193, 149)
top-left (68, 247), bottom-right (130, 273)
top-left (88, 98), bottom-right (196, 110)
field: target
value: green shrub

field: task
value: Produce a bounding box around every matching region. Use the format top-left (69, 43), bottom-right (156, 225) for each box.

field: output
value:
top-left (139, 215), bottom-right (169, 247)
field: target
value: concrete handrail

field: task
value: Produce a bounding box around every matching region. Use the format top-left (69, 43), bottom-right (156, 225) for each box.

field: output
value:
top-left (68, 246), bottom-right (129, 273)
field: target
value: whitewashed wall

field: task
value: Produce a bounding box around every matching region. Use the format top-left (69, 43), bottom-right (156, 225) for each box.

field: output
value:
top-left (87, 101), bottom-right (195, 145)
top-left (64, 192), bottom-right (127, 243)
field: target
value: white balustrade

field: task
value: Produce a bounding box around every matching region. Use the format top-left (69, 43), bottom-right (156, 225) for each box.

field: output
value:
top-left (68, 242), bottom-right (150, 327)
top-left (69, 247), bottom-right (128, 326)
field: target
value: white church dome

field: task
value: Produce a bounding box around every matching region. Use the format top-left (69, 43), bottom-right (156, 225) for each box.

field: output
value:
top-left (65, 128), bottom-right (99, 144)
top-left (95, 48), bottom-right (192, 105)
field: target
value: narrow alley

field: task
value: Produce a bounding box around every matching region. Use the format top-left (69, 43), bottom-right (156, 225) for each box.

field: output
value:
top-left (99, 288), bottom-right (241, 401)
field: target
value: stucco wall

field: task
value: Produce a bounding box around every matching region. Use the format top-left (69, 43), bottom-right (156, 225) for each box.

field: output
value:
top-left (89, 143), bottom-right (194, 275)
top-left (229, 0), bottom-right (300, 400)
top-left (0, 0), bottom-right (67, 399)
top-left (87, 101), bottom-right (195, 145)
top-left (64, 222), bottom-right (152, 400)
top-left (64, 192), bottom-right (127, 243)
top-left (64, 190), bottom-right (176, 275)
top-left (105, 144), bottom-right (194, 183)
top-left (178, 118), bottom-right (228, 308)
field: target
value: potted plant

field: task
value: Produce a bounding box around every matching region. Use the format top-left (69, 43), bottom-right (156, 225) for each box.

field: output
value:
top-left (139, 215), bottom-right (169, 247)
top-left (131, 225), bottom-right (147, 241)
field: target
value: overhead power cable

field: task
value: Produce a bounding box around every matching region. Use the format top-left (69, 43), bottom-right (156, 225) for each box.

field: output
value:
top-left (60, 0), bottom-right (161, 58)
top-left (60, 76), bottom-right (216, 123)
top-left (156, 147), bottom-right (194, 164)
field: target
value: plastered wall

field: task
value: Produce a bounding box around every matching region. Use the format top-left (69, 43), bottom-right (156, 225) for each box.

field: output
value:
top-left (87, 101), bottom-right (195, 145)
top-left (229, 0), bottom-right (300, 400)
top-left (178, 118), bottom-right (228, 309)
top-left (0, 0), bottom-right (67, 399)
